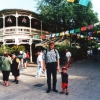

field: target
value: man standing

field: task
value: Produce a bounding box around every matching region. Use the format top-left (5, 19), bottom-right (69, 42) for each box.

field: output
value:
top-left (42, 41), bottom-right (60, 93)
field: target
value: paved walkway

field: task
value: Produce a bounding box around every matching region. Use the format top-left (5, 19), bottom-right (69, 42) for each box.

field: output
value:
top-left (0, 58), bottom-right (100, 100)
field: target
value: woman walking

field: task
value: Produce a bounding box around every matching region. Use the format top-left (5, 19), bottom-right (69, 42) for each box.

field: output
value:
top-left (1, 53), bottom-right (12, 86)
top-left (11, 54), bottom-right (20, 84)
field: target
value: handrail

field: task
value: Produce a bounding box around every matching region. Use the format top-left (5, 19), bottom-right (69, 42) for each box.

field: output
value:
top-left (0, 26), bottom-right (49, 35)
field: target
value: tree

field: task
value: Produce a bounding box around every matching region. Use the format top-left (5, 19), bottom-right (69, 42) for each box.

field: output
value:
top-left (37, 0), bottom-right (75, 31)
top-left (37, 0), bottom-right (99, 31)
top-left (0, 45), bottom-right (12, 55)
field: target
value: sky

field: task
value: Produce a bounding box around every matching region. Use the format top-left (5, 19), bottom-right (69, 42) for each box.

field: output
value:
top-left (0, 0), bottom-right (100, 20)
top-left (91, 0), bottom-right (100, 20)
top-left (0, 0), bottom-right (38, 12)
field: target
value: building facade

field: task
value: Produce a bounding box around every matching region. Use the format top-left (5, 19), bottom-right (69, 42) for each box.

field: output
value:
top-left (0, 9), bottom-right (48, 62)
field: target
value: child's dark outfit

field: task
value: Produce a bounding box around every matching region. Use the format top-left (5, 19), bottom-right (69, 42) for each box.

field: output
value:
top-left (60, 72), bottom-right (68, 95)
top-left (61, 72), bottom-right (68, 88)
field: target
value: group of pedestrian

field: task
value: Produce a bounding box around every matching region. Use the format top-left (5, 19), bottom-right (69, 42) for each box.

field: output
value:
top-left (0, 53), bottom-right (20, 86)
top-left (0, 41), bottom-right (70, 95)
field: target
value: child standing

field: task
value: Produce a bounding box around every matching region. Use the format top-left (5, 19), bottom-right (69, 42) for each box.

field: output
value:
top-left (59, 66), bottom-right (69, 95)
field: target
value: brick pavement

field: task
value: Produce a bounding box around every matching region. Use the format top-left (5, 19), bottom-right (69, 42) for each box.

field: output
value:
top-left (0, 58), bottom-right (100, 100)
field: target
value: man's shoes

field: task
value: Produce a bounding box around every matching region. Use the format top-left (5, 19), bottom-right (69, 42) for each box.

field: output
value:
top-left (12, 80), bottom-right (16, 82)
top-left (46, 89), bottom-right (51, 93)
top-left (53, 89), bottom-right (58, 92)
top-left (16, 80), bottom-right (19, 84)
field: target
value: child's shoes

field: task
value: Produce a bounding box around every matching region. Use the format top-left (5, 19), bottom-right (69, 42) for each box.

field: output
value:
top-left (66, 92), bottom-right (69, 95)
top-left (60, 91), bottom-right (64, 94)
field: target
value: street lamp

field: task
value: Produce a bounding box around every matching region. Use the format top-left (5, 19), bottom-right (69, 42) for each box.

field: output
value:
top-left (69, 18), bottom-right (75, 47)
top-left (41, 21), bottom-right (42, 36)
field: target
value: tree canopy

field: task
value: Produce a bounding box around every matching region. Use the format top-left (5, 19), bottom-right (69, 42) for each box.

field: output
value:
top-left (36, 0), bottom-right (99, 32)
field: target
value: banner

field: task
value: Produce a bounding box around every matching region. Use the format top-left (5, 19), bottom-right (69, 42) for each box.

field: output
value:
top-left (81, 26), bottom-right (87, 31)
top-left (79, 0), bottom-right (90, 6)
top-left (40, 35), bottom-right (46, 39)
top-left (52, 34), bottom-right (55, 37)
top-left (97, 30), bottom-right (100, 34)
top-left (33, 35), bottom-right (40, 39)
top-left (55, 33), bottom-right (59, 36)
top-left (39, 21), bottom-right (100, 40)
top-left (67, 0), bottom-right (74, 2)
top-left (87, 36), bottom-right (90, 40)
top-left (70, 29), bottom-right (74, 34)
top-left (60, 32), bottom-right (64, 36)
top-left (47, 34), bottom-right (52, 38)
top-left (87, 24), bottom-right (93, 29)
top-left (92, 31), bottom-right (96, 34)
top-left (75, 28), bottom-right (80, 33)
top-left (94, 22), bottom-right (100, 26)
top-left (88, 32), bottom-right (92, 36)
top-left (65, 31), bottom-right (69, 35)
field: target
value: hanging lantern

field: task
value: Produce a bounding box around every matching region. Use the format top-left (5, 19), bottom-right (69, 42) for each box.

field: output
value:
top-left (22, 17), bottom-right (26, 23)
top-left (34, 21), bottom-right (38, 25)
top-left (7, 16), bottom-right (12, 23)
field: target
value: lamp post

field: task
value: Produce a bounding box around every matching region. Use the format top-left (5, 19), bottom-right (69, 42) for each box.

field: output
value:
top-left (29, 39), bottom-right (32, 63)
top-left (41, 21), bottom-right (42, 36)
top-left (69, 18), bottom-right (75, 47)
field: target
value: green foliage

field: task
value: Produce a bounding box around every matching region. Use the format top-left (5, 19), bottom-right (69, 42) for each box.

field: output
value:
top-left (0, 45), bottom-right (26, 55)
top-left (37, 0), bottom-right (99, 30)
top-left (10, 45), bottom-right (25, 54)
top-left (0, 45), bottom-right (12, 55)
top-left (55, 44), bottom-right (69, 52)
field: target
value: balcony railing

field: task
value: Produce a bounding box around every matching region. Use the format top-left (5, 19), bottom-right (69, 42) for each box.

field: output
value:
top-left (0, 26), bottom-right (48, 35)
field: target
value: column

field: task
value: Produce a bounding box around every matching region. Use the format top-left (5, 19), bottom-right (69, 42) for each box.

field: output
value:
top-left (29, 15), bottom-right (32, 63)
top-left (29, 15), bottom-right (32, 34)
top-left (16, 12), bottom-right (18, 34)
top-left (29, 39), bottom-right (32, 63)
top-left (29, 44), bottom-right (32, 63)
top-left (3, 14), bottom-right (5, 35)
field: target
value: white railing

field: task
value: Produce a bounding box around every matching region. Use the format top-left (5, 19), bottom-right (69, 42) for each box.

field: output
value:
top-left (0, 26), bottom-right (45, 35)
top-left (4, 26), bottom-right (30, 34)
top-left (0, 26), bottom-right (49, 35)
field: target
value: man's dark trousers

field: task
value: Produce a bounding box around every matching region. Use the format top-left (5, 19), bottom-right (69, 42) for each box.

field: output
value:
top-left (46, 62), bottom-right (57, 90)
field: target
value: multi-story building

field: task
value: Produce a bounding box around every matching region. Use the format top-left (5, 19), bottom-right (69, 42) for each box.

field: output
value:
top-left (0, 9), bottom-right (49, 62)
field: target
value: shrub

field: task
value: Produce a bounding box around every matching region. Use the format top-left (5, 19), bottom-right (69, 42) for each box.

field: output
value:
top-left (0, 45), bottom-right (12, 55)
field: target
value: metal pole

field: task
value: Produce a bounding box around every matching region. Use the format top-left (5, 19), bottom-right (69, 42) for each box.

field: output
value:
top-left (70, 34), bottom-right (71, 47)
top-left (30, 44), bottom-right (32, 63)
top-left (41, 21), bottom-right (42, 36)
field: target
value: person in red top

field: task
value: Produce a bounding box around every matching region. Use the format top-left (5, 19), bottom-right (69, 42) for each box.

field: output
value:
top-left (26, 52), bottom-right (30, 60)
top-left (59, 66), bottom-right (69, 95)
